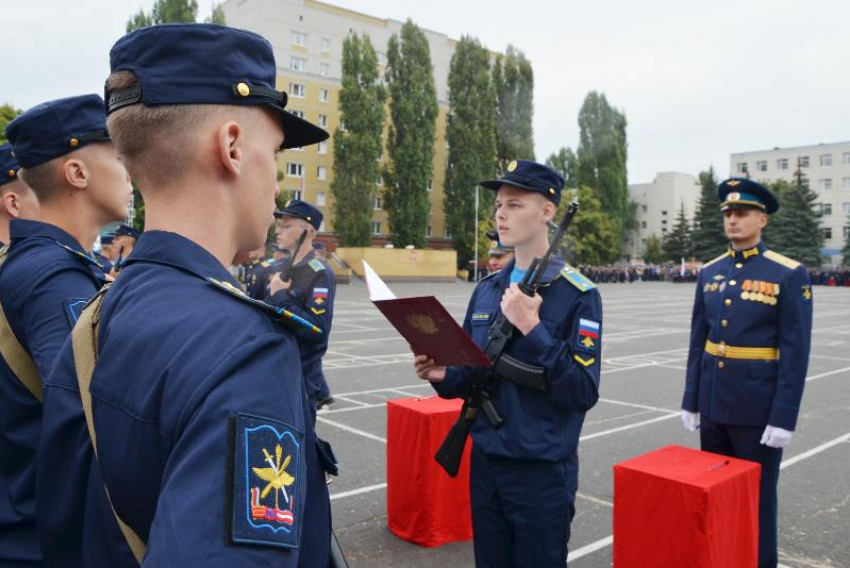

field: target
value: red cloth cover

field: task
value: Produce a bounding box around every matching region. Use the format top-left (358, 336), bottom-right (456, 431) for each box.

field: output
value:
top-left (613, 445), bottom-right (760, 568)
top-left (387, 396), bottom-right (473, 547)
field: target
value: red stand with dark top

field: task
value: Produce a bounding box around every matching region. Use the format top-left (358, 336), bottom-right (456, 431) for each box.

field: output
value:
top-left (613, 444), bottom-right (761, 568)
top-left (386, 396), bottom-right (473, 547)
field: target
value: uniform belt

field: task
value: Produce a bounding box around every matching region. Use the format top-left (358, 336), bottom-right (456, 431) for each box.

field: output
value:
top-left (704, 340), bottom-right (779, 361)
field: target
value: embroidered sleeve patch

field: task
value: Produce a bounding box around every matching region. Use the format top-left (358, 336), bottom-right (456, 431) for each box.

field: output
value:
top-left (230, 413), bottom-right (305, 549)
top-left (64, 298), bottom-right (89, 327)
top-left (471, 311), bottom-right (493, 325)
top-left (576, 318), bottom-right (600, 353)
top-left (312, 287), bottom-right (329, 306)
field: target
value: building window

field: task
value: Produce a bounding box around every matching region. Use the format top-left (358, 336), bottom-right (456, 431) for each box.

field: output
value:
top-left (373, 197), bottom-right (382, 210)
top-left (820, 154), bottom-right (833, 167)
top-left (317, 140), bottom-right (327, 154)
top-left (641, 204), bottom-right (648, 212)
top-left (822, 227), bottom-right (833, 240)
top-left (319, 89), bottom-right (329, 102)
top-left (661, 210), bottom-right (668, 216)
top-left (800, 156), bottom-right (810, 168)
top-left (317, 114), bottom-right (328, 128)
top-left (289, 83), bottom-right (305, 98)
top-left (736, 162), bottom-right (748, 174)
top-left (843, 202), bottom-right (850, 215)
top-left (290, 57), bottom-right (306, 72)
top-left (756, 160), bottom-right (767, 172)
top-left (844, 177), bottom-right (850, 190)
top-left (321, 37), bottom-right (330, 52)
top-left (372, 222), bottom-right (381, 235)
top-left (820, 179), bottom-right (833, 191)
top-left (317, 166), bottom-right (327, 181)
top-left (320, 63), bottom-right (330, 77)
top-left (317, 192), bottom-right (326, 206)
top-left (844, 226), bottom-right (850, 239)
top-left (426, 225), bottom-right (432, 237)
top-left (444, 227), bottom-right (452, 238)
top-left (820, 203), bottom-right (833, 216)
top-left (290, 109), bottom-right (304, 119)
top-left (843, 152), bottom-right (850, 166)
top-left (661, 227), bottom-right (667, 233)
top-left (777, 158), bottom-right (788, 170)
top-left (292, 31), bottom-right (307, 46)
top-left (289, 189), bottom-right (302, 201)
top-left (286, 163), bottom-right (303, 178)
top-left (641, 221), bottom-right (647, 229)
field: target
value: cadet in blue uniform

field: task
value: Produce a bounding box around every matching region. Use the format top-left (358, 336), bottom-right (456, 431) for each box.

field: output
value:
top-left (415, 160), bottom-right (603, 567)
top-left (0, 95), bottom-right (131, 566)
top-left (0, 144), bottom-right (40, 247)
top-left (246, 251), bottom-right (279, 300)
top-left (269, 200), bottom-right (336, 412)
top-left (681, 178), bottom-right (813, 568)
top-left (109, 223), bottom-right (140, 274)
top-left (95, 234), bottom-right (114, 274)
top-left (36, 24), bottom-right (334, 566)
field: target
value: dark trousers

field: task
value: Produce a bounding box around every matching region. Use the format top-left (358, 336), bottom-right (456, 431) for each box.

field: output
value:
top-left (700, 418), bottom-right (783, 568)
top-left (469, 447), bottom-right (578, 568)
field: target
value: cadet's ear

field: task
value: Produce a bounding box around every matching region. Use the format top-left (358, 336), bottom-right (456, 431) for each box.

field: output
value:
top-left (0, 191), bottom-right (15, 217)
top-left (62, 157), bottom-right (89, 189)
top-left (217, 121), bottom-right (244, 177)
top-left (759, 213), bottom-right (768, 229)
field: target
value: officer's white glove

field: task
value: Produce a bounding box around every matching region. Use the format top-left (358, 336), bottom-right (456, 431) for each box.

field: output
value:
top-left (681, 410), bottom-right (700, 432)
top-left (760, 425), bottom-right (793, 449)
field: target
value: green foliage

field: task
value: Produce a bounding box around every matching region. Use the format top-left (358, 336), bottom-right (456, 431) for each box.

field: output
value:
top-left (663, 201), bottom-right (692, 261)
top-left (492, 46), bottom-right (534, 171)
top-left (383, 20), bottom-right (438, 248)
top-left (545, 147), bottom-right (578, 189)
top-left (206, 3), bottom-right (226, 24)
top-left (131, 185), bottom-right (145, 231)
top-left (841, 216), bottom-right (850, 266)
top-left (331, 33), bottom-right (386, 246)
top-left (690, 166), bottom-right (727, 262)
top-left (444, 36), bottom-right (497, 267)
top-left (763, 175), bottom-right (823, 267)
top-left (0, 104), bottom-right (22, 145)
top-left (126, 0), bottom-right (204, 32)
top-left (559, 186), bottom-right (620, 266)
top-left (643, 234), bottom-right (665, 264)
top-left (576, 91), bottom-right (628, 246)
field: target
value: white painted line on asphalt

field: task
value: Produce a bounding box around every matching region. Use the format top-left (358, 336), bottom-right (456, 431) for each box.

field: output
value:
top-left (598, 399), bottom-right (678, 413)
top-left (333, 395), bottom-right (373, 407)
top-left (576, 492), bottom-right (614, 508)
top-left (330, 483), bottom-right (387, 501)
top-left (567, 535), bottom-right (614, 562)
top-left (579, 413), bottom-right (679, 442)
top-left (316, 417), bottom-right (387, 443)
top-left (805, 365), bottom-right (850, 382)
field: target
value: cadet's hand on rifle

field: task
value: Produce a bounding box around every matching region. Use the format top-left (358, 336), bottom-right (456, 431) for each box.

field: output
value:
top-left (414, 354), bottom-right (446, 383)
top-left (269, 273), bottom-right (292, 296)
top-left (501, 284), bottom-right (542, 336)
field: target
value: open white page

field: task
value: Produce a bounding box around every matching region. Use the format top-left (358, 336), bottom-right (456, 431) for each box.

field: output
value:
top-left (362, 260), bottom-right (397, 301)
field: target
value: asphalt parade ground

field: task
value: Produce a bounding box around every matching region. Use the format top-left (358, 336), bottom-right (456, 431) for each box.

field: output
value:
top-left (318, 279), bottom-right (850, 567)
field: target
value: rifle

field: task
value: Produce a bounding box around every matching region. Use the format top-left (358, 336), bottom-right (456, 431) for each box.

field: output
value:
top-left (276, 228), bottom-right (308, 282)
top-left (434, 200), bottom-right (580, 477)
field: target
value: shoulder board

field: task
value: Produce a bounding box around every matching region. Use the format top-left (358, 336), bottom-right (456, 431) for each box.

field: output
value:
top-left (52, 241), bottom-right (103, 269)
top-left (206, 278), bottom-right (322, 335)
top-left (764, 250), bottom-right (801, 270)
top-left (702, 251), bottom-right (729, 269)
top-left (309, 259), bottom-right (325, 272)
top-left (560, 264), bottom-right (597, 292)
top-left (260, 261), bottom-right (270, 267)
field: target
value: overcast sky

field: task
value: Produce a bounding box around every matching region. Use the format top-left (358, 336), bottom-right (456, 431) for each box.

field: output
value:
top-left (2, 0), bottom-right (848, 184)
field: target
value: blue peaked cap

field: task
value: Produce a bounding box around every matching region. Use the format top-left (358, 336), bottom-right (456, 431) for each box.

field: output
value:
top-left (481, 159), bottom-right (565, 206)
top-left (274, 199), bottom-right (323, 230)
top-left (718, 178), bottom-right (779, 215)
top-left (0, 144), bottom-right (20, 188)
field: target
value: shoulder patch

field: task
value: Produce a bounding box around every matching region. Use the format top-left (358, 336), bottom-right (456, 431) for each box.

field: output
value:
top-left (207, 278), bottom-right (322, 335)
top-left (64, 298), bottom-right (89, 327)
top-left (576, 318), bottom-right (600, 354)
top-left (230, 413), bottom-right (304, 549)
top-left (764, 250), bottom-right (801, 270)
top-left (702, 251), bottom-right (729, 269)
top-left (308, 259), bottom-right (325, 272)
top-left (560, 264), bottom-right (597, 292)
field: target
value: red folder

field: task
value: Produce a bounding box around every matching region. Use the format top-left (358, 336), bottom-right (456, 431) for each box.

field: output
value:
top-left (374, 297), bottom-right (491, 367)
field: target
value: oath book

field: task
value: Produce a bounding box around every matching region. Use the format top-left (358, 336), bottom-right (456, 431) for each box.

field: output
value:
top-left (363, 261), bottom-right (491, 367)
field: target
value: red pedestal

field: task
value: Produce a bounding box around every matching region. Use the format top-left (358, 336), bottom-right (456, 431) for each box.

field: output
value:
top-left (386, 396), bottom-right (473, 547)
top-left (613, 445), bottom-right (761, 568)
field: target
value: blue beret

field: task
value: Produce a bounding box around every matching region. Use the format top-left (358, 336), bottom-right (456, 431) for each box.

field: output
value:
top-left (5, 95), bottom-right (110, 169)
top-left (274, 199), bottom-right (323, 230)
top-left (113, 223), bottom-right (141, 239)
top-left (107, 23), bottom-right (328, 150)
top-left (481, 159), bottom-right (565, 205)
top-left (718, 178), bottom-right (779, 215)
top-left (0, 143), bottom-right (20, 188)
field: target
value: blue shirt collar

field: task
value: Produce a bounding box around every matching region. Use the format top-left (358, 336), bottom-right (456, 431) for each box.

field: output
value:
top-left (125, 230), bottom-right (240, 286)
top-left (497, 252), bottom-right (566, 288)
top-left (9, 219), bottom-right (88, 254)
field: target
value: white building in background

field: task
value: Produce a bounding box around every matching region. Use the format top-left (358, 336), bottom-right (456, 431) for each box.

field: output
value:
top-left (730, 141), bottom-right (850, 263)
top-left (625, 172), bottom-right (701, 263)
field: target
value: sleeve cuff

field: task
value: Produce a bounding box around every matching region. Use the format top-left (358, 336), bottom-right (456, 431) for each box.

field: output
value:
top-left (681, 389), bottom-right (698, 413)
top-left (768, 403), bottom-right (799, 431)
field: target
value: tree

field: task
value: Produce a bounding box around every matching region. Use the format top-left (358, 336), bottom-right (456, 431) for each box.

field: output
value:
top-left (492, 46), bottom-right (534, 172)
top-left (0, 104), bottom-right (22, 145)
top-left (842, 216), bottom-right (850, 266)
top-left (663, 201), bottom-right (692, 262)
top-left (127, 0), bottom-right (225, 33)
top-left (331, 34), bottom-right (386, 247)
top-left (206, 3), bottom-right (226, 24)
top-left (545, 147), bottom-right (578, 189)
top-left (575, 91), bottom-right (629, 244)
top-left (444, 36), bottom-right (497, 267)
top-left (560, 186), bottom-right (620, 266)
top-left (690, 166), bottom-right (727, 261)
top-left (764, 168), bottom-right (823, 266)
top-left (383, 20), bottom-right (438, 248)
top-left (643, 234), bottom-right (665, 264)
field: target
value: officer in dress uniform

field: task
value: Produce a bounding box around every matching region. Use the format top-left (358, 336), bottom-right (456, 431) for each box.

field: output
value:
top-left (0, 95), bottom-right (131, 566)
top-left (268, 200), bottom-right (336, 413)
top-left (36, 24), bottom-right (335, 567)
top-left (681, 178), bottom-right (813, 568)
top-left (487, 238), bottom-right (514, 274)
top-left (415, 160), bottom-right (603, 567)
top-left (0, 144), bottom-right (40, 247)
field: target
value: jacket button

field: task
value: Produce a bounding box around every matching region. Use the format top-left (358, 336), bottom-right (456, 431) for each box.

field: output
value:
top-left (735, 263), bottom-right (743, 268)
top-left (722, 319), bottom-right (728, 327)
top-left (725, 299), bottom-right (732, 306)
top-left (729, 280), bottom-right (737, 286)
top-left (717, 361), bottom-right (725, 369)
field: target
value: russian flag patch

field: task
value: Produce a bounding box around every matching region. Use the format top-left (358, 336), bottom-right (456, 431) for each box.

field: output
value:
top-left (576, 318), bottom-right (600, 353)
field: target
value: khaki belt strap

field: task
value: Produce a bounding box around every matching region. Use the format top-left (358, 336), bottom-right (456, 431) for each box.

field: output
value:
top-left (71, 285), bottom-right (147, 564)
top-left (705, 339), bottom-right (779, 361)
top-left (0, 246), bottom-right (42, 401)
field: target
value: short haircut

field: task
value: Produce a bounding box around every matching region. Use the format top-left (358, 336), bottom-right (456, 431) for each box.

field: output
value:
top-left (19, 161), bottom-right (59, 203)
